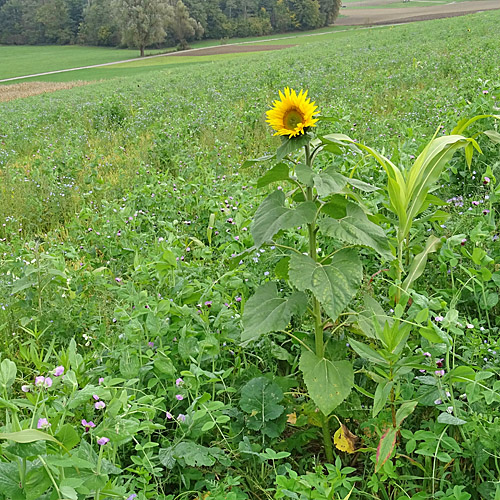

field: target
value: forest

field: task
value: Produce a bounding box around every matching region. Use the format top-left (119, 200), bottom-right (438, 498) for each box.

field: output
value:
top-left (0, 0), bottom-right (341, 50)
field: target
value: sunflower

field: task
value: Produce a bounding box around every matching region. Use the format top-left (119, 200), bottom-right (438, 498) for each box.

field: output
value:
top-left (266, 87), bottom-right (319, 138)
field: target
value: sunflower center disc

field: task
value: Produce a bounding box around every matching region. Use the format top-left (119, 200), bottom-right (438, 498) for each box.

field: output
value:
top-left (284, 109), bottom-right (303, 131)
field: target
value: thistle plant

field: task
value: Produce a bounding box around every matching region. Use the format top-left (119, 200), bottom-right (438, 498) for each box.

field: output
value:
top-left (241, 88), bottom-right (393, 461)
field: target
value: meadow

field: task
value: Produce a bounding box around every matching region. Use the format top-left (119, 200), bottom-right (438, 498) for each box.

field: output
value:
top-left (0, 9), bottom-right (499, 500)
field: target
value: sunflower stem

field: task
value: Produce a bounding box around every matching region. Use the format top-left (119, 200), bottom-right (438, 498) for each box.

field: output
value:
top-left (305, 143), bottom-right (334, 464)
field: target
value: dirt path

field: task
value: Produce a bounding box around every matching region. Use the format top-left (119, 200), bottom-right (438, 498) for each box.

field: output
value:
top-left (337, 0), bottom-right (500, 25)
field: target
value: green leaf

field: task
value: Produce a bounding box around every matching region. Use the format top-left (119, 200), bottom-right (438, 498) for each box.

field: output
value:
top-left (241, 282), bottom-right (307, 343)
top-left (0, 461), bottom-right (24, 500)
top-left (153, 352), bottom-right (176, 377)
top-left (25, 466), bottom-right (51, 500)
top-left (0, 429), bottom-right (62, 446)
top-left (251, 190), bottom-right (317, 248)
top-left (313, 169), bottom-right (347, 197)
top-left (276, 134), bottom-right (311, 161)
top-left (241, 154), bottom-right (275, 168)
top-left (295, 163), bottom-right (314, 186)
top-left (0, 359), bottom-right (17, 391)
top-left (289, 249), bottom-right (362, 322)
top-left (375, 428), bottom-right (397, 473)
top-left (396, 401), bottom-right (418, 427)
top-left (348, 337), bottom-right (388, 365)
top-left (484, 129), bottom-right (500, 144)
top-left (6, 440), bottom-right (46, 459)
top-left (55, 423), bottom-right (80, 451)
top-left (299, 351), bottom-right (354, 415)
top-left (403, 235), bottom-right (442, 291)
top-left (256, 163), bottom-right (290, 189)
top-left (172, 441), bottom-right (219, 467)
top-left (319, 201), bottom-right (393, 261)
top-left (240, 377), bottom-right (284, 428)
top-left (437, 412), bottom-right (467, 425)
top-left (345, 177), bottom-right (379, 192)
top-left (373, 381), bottom-right (393, 417)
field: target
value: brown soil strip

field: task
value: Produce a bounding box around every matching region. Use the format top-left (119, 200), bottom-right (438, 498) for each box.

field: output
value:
top-left (336, 0), bottom-right (500, 25)
top-left (170, 44), bottom-right (295, 56)
top-left (0, 81), bottom-right (91, 102)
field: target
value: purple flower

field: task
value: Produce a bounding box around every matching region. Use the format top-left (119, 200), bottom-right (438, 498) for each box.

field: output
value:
top-left (434, 399), bottom-right (442, 405)
top-left (472, 201), bottom-right (480, 206)
top-left (82, 419), bottom-right (96, 432)
top-left (98, 377), bottom-right (104, 385)
top-left (461, 238), bottom-right (467, 246)
top-left (35, 376), bottom-right (45, 387)
top-left (204, 301), bottom-right (212, 307)
top-left (148, 341), bottom-right (154, 348)
top-left (37, 418), bottom-right (51, 430)
top-left (126, 495), bottom-right (138, 500)
top-left (21, 385), bottom-right (30, 393)
top-left (434, 316), bottom-right (444, 322)
top-left (53, 366), bottom-right (64, 377)
top-left (446, 406), bottom-right (454, 414)
top-left (423, 352), bottom-right (431, 357)
top-left (483, 176), bottom-right (490, 185)
top-left (97, 437), bottom-right (110, 446)
top-left (235, 296), bottom-right (242, 303)
top-left (436, 358), bottom-right (445, 368)
top-left (175, 394), bottom-right (183, 401)
top-left (175, 378), bottom-right (183, 387)
top-left (95, 401), bottom-right (106, 410)
top-left (177, 414), bottom-right (186, 422)
top-left (166, 411), bottom-right (173, 419)
top-left (115, 277), bottom-right (122, 283)
top-left (93, 394), bottom-right (100, 401)
top-left (483, 209), bottom-right (490, 215)
top-left (435, 370), bottom-right (445, 377)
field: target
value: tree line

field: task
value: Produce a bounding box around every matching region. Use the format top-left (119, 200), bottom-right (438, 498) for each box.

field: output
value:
top-left (0, 0), bottom-right (342, 54)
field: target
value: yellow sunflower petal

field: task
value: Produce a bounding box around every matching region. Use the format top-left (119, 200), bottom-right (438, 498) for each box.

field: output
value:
top-left (266, 87), bottom-right (320, 138)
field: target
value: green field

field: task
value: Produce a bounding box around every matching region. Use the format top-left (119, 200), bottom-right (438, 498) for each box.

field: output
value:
top-left (0, 9), bottom-right (500, 500)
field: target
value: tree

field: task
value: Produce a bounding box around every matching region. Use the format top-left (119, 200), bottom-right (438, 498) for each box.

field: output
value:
top-left (79, 0), bottom-right (120, 46)
top-left (165, 0), bottom-right (203, 49)
top-left (36, 0), bottom-right (72, 43)
top-left (318, 0), bottom-right (341, 25)
top-left (113, 0), bottom-right (170, 56)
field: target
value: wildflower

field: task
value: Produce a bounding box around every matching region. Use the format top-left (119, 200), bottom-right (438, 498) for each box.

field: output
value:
top-left (177, 414), bottom-right (186, 422)
top-left (436, 358), bottom-right (445, 368)
top-left (175, 394), bottom-right (183, 401)
top-left (97, 437), bottom-right (110, 446)
top-left (126, 495), bottom-right (138, 500)
top-left (175, 378), bottom-right (183, 387)
top-left (93, 395), bottom-right (100, 401)
top-left (266, 87), bottom-right (319, 138)
top-left (44, 377), bottom-right (53, 388)
top-left (446, 406), bottom-right (454, 414)
top-left (472, 201), bottom-right (480, 206)
top-left (435, 370), bottom-right (445, 377)
top-left (35, 376), bottom-right (45, 387)
top-left (423, 352), bottom-right (432, 357)
top-left (37, 418), bottom-right (51, 430)
top-left (148, 341), bottom-right (155, 348)
top-left (466, 323), bottom-right (474, 329)
top-left (434, 399), bottom-right (442, 405)
top-left (82, 419), bottom-right (96, 432)
top-left (98, 377), bottom-right (104, 385)
top-left (204, 301), bottom-right (212, 307)
top-left (166, 411), bottom-right (173, 419)
top-left (483, 209), bottom-right (490, 215)
top-left (235, 296), bottom-right (242, 302)
top-left (21, 385), bottom-right (30, 393)
top-left (53, 366), bottom-right (64, 377)
top-left (461, 239), bottom-right (467, 246)
top-left (434, 316), bottom-right (444, 322)
top-left (115, 277), bottom-right (122, 283)
top-left (483, 176), bottom-right (490, 185)
top-left (95, 401), bottom-right (106, 410)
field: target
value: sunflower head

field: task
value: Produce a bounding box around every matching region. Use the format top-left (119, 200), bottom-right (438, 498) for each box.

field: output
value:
top-left (266, 87), bottom-right (319, 138)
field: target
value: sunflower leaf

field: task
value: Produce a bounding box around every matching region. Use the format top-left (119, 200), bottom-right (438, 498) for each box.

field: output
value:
top-left (276, 134), bottom-right (312, 161)
top-left (256, 163), bottom-right (290, 189)
top-left (251, 191), bottom-right (316, 248)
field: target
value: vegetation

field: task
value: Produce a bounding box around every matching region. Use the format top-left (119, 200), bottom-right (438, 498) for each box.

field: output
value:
top-left (0, 0), bottom-right (341, 53)
top-left (0, 9), bottom-right (500, 500)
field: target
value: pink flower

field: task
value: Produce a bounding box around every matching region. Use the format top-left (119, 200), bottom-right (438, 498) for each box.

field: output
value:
top-left (177, 414), bottom-right (186, 422)
top-left (82, 419), bottom-right (96, 432)
top-left (95, 401), bottom-right (106, 410)
top-left (175, 378), bottom-right (183, 387)
top-left (435, 370), bottom-right (445, 377)
top-left (97, 437), bottom-right (110, 446)
top-left (423, 352), bottom-right (431, 358)
top-left (93, 395), bottom-right (100, 401)
top-left (37, 418), bottom-right (51, 430)
top-left (98, 377), bottom-right (104, 385)
top-left (44, 377), bottom-right (53, 388)
top-left (35, 376), bottom-right (45, 387)
top-left (175, 394), bottom-right (183, 401)
top-left (166, 411), bottom-right (173, 419)
top-left (21, 385), bottom-right (30, 393)
top-left (53, 366), bottom-right (64, 377)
